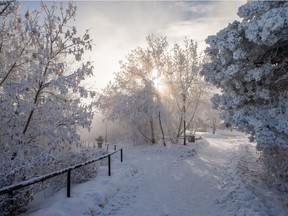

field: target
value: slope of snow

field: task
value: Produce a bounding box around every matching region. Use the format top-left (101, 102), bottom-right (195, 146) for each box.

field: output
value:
top-left (22, 130), bottom-right (288, 216)
top-left (22, 155), bottom-right (137, 216)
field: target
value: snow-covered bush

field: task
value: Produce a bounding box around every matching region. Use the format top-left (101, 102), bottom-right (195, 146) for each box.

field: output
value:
top-left (258, 147), bottom-right (288, 193)
top-left (70, 148), bottom-right (107, 184)
top-left (0, 163), bottom-right (34, 216)
top-left (35, 147), bottom-right (107, 197)
top-left (0, 188), bottom-right (33, 216)
top-left (201, 1), bottom-right (288, 191)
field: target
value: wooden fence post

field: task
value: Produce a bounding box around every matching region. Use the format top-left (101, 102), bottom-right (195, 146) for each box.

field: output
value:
top-left (108, 154), bottom-right (111, 176)
top-left (67, 170), bottom-right (71, 197)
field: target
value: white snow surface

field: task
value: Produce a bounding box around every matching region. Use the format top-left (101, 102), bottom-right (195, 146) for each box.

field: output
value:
top-left (22, 130), bottom-right (288, 216)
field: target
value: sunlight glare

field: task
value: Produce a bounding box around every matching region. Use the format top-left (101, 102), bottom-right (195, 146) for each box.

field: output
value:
top-left (152, 68), bottom-right (160, 87)
top-left (151, 68), bottom-right (165, 94)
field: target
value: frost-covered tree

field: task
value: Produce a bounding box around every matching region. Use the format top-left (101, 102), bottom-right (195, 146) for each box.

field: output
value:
top-left (0, 2), bottom-right (95, 215)
top-left (201, 1), bottom-right (288, 192)
top-left (100, 35), bottom-right (168, 145)
top-left (202, 1), bottom-right (288, 149)
top-left (100, 36), bottom-right (208, 146)
top-left (198, 92), bottom-right (221, 134)
top-left (164, 39), bottom-right (207, 143)
top-left (0, 0), bottom-right (18, 17)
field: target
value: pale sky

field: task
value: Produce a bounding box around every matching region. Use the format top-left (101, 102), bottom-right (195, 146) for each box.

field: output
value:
top-left (21, 1), bottom-right (246, 90)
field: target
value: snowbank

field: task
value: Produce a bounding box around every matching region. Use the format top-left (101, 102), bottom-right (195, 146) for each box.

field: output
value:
top-left (22, 157), bottom-right (137, 216)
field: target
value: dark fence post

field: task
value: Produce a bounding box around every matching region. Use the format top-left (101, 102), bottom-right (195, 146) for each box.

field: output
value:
top-left (114, 145), bottom-right (116, 151)
top-left (67, 170), bottom-right (71, 197)
top-left (120, 148), bottom-right (123, 162)
top-left (108, 154), bottom-right (111, 176)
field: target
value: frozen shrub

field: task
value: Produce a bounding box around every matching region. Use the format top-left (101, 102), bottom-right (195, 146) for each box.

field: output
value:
top-left (0, 187), bottom-right (33, 216)
top-left (70, 148), bottom-right (107, 184)
top-left (258, 146), bottom-right (288, 194)
top-left (0, 163), bottom-right (34, 216)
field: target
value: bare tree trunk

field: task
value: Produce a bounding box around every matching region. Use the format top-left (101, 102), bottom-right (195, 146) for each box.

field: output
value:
top-left (212, 118), bottom-right (216, 134)
top-left (194, 121), bottom-right (199, 135)
top-left (133, 131), bottom-right (136, 146)
top-left (183, 94), bottom-right (186, 145)
top-left (137, 126), bottom-right (151, 143)
top-left (150, 119), bottom-right (156, 144)
top-left (23, 83), bottom-right (43, 134)
top-left (23, 62), bottom-right (50, 134)
top-left (176, 115), bottom-right (183, 140)
top-left (158, 111), bottom-right (166, 146)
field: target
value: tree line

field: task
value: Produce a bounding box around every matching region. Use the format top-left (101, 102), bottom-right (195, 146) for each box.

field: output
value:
top-left (98, 36), bottom-right (213, 146)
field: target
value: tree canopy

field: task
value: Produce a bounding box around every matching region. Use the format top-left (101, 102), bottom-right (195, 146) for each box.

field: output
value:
top-left (0, 2), bottom-right (96, 214)
top-left (100, 36), bottom-right (208, 145)
top-left (201, 1), bottom-right (288, 148)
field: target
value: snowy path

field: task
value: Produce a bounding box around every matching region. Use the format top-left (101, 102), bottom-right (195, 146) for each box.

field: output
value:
top-left (101, 133), bottom-right (288, 216)
top-left (23, 130), bottom-right (288, 216)
top-left (103, 146), bottom-right (223, 215)
top-left (104, 145), bottom-right (222, 216)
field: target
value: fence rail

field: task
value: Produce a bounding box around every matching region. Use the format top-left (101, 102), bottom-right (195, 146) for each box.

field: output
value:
top-left (0, 148), bottom-right (123, 197)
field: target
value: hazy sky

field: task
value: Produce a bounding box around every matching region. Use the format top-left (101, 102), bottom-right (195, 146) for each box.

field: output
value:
top-left (21, 1), bottom-right (246, 90)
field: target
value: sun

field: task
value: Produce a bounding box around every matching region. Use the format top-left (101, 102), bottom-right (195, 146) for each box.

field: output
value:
top-left (153, 77), bottom-right (161, 87)
top-left (151, 68), bottom-right (160, 86)
top-left (151, 68), bottom-right (165, 93)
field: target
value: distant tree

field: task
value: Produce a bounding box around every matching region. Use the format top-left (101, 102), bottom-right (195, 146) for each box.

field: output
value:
top-left (200, 94), bottom-right (221, 134)
top-left (100, 35), bottom-right (167, 145)
top-left (201, 1), bottom-right (288, 148)
top-left (0, 2), bottom-right (95, 215)
top-left (100, 37), bottom-right (208, 146)
top-left (164, 39), bottom-right (207, 143)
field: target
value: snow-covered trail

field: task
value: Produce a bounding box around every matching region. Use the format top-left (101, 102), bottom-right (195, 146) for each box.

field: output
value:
top-left (23, 131), bottom-right (288, 216)
top-left (105, 144), bottom-right (223, 216)
top-left (100, 132), bottom-right (288, 216)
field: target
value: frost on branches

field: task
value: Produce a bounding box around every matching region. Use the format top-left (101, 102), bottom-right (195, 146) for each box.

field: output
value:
top-left (100, 36), bottom-right (207, 145)
top-left (0, 2), bottom-right (95, 215)
top-left (201, 1), bottom-right (288, 149)
top-left (164, 39), bottom-right (207, 141)
top-left (100, 35), bottom-right (167, 145)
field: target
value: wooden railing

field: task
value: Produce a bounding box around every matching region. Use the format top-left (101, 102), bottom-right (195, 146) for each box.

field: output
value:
top-left (0, 148), bottom-right (123, 198)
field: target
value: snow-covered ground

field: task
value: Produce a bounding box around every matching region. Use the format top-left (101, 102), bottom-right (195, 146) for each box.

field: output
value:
top-left (22, 130), bottom-right (288, 216)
